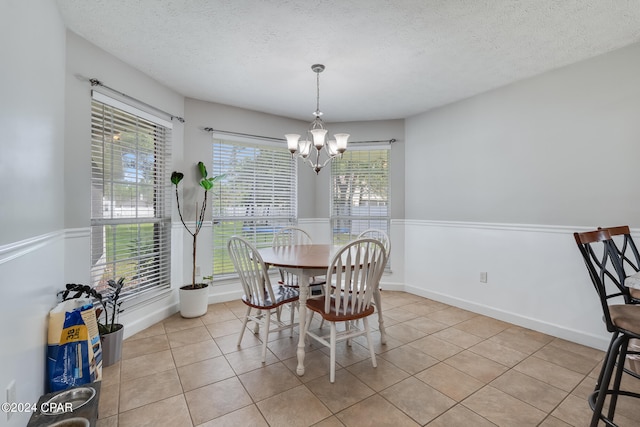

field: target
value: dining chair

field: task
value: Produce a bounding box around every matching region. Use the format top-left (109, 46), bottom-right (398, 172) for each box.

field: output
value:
top-left (303, 238), bottom-right (387, 383)
top-left (599, 225), bottom-right (640, 303)
top-left (355, 229), bottom-right (391, 339)
top-left (227, 236), bottom-right (300, 363)
top-left (272, 226), bottom-right (326, 294)
top-left (574, 229), bottom-right (640, 427)
top-left (357, 229), bottom-right (391, 258)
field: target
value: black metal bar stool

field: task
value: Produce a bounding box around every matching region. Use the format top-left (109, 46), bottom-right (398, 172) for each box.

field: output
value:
top-left (574, 229), bottom-right (640, 426)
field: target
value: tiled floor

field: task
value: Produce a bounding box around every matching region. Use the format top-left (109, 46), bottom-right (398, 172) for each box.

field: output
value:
top-left (96, 291), bottom-right (640, 426)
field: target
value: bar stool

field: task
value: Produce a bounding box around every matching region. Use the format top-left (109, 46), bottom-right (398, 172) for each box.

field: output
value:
top-left (574, 229), bottom-right (640, 426)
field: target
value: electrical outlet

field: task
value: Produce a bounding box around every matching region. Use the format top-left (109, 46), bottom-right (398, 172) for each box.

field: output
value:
top-left (195, 265), bottom-right (201, 276)
top-left (480, 272), bottom-right (488, 283)
top-left (6, 380), bottom-right (16, 421)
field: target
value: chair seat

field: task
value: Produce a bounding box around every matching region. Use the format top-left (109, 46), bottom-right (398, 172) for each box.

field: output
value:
top-left (307, 295), bottom-right (375, 322)
top-left (610, 304), bottom-right (640, 335)
top-left (630, 287), bottom-right (640, 301)
top-left (242, 285), bottom-right (299, 310)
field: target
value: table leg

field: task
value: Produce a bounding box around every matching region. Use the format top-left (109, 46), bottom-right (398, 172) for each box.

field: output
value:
top-left (373, 288), bottom-right (387, 345)
top-left (296, 271), bottom-right (309, 376)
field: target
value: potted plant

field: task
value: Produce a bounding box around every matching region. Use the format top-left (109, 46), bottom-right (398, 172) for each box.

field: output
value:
top-left (171, 161), bottom-right (224, 317)
top-left (61, 278), bottom-right (125, 366)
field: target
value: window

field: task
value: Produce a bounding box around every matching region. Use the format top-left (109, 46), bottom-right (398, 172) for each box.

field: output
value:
top-left (90, 91), bottom-right (172, 301)
top-left (330, 147), bottom-right (390, 245)
top-left (211, 136), bottom-right (297, 277)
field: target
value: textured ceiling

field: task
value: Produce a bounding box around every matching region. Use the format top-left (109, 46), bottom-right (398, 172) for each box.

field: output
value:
top-left (56, 0), bottom-right (640, 122)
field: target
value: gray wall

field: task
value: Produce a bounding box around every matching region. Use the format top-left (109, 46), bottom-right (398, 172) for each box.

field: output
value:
top-left (0, 1), bottom-right (66, 425)
top-left (406, 43), bottom-right (640, 227)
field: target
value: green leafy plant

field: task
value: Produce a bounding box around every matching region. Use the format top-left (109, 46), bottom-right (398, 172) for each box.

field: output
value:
top-left (171, 162), bottom-right (225, 289)
top-left (59, 280), bottom-right (124, 334)
top-left (60, 277), bottom-right (125, 334)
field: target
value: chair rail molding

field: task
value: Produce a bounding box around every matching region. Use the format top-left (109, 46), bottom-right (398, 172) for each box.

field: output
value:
top-left (0, 230), bottom-right (65, 265)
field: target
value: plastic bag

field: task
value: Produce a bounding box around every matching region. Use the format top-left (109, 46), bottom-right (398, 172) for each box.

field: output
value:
top-left (47, 298), bottom-right (103, 392)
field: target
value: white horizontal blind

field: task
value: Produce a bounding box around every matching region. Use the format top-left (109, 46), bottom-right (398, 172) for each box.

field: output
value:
top-left (90, 93), bottom-right (172, 301)
top-left (212, 137), bottom-right (297, 276)
top-left (331, 148), bottom-right (390, 245)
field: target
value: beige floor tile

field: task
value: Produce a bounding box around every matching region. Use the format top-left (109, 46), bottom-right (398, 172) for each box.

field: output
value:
top-left (489, 326), bottom-right (554, 355)
top-left (427, 404), bottom-right (495, 426)
top-left (214, 329), bottom-right (262, 353)
top-left (469, 338), bottom-right (528, 367)
top-left (185, 377), bottom-right (253, 425)
top-left (346, 357), bottom-right (410, 391)
top-left (177, 355), bottom-right (236, 391)
top-left (120, 349), bottom-right (175, 381)
top-left (432, 326), bottom-right (485, 349)
top-left (118, 394), bottom-right (192, 427)
top-left (513, 356), bottom-right (585, 392)
top-left (126, 322), bottom-right (166, 341)
top-left (96, 415), bottom-right (118, 427)
top-left (546, 338), bottom-right (605, 362)
top-left (408, 335), bottom-right (464, 361)
top-left (200, 306), bottom-right (239, 325)
top-left (383, 306), bottom-right (421, 322)
top-left (402, 316), bottom-right (449, 335)
top-left (205, 318), bottom-right (244, 339)
top-left (238, 361), bottom-right (302, 401)
top-left (171, 338), bottom-right (222, 367)
top-left (336, 394), bottom-right (420, 427)
top-left (379, 344), bottom-right (439, 374)
top-left (571, 376), bottom-right (595, 400)
top-left (311, 416), bottom-right (346, 427)
top-left (425, 307), bottom-right (478, 326)
top-left (257, 385), bottom-right (332, 427)
top-left (98, 382), bottom-right (120, 418)
top-left (119, 368), bottom-right (183, 412)
top-left (353, 329), bottom-right (405, 354)
top-left (162, 314), bottom-right (204, 333)
top-left (550, 393), bottom-right (594, 427)
top-left (264, 334), bottom-right (300, 360)
top-left (537, 416), bottom-right (572, 426)
top-left (403, 300), bottom-right (450, 316)
top-left (381, 377), bottom-right (456, 424)
top-left (490, 369), bottom-right (568, 413)
top-left (533, 344), bottom-right (601, 375)
top-left (121, 334), bottom-right (170, 360)
top-left (282, 349), bottom-right (334, 383)
top-left (453, 316), bottom-right (510, 339)
top-left (415, 362), bottom-right (484, 401)
top-left (305, 370), bottom-right (375, 412)
top-left (102, 293), bottom-right (605, 426)
top-left (100, 361), bottom-right (121, 387)
top-left (463, 385), bottom-right (546, 426)
top-left (319, 340), bottom-right (372, 367)
top-left (197, 404), bottom-right (268, 427)
top-left (224, 344), bottom-right (279, 374)
top-left (167, 325), bottom-right (213, 348)
top-left (444, 350), bottom-right (509, 383)
top-left (382, 323), bottom-right (428, 344)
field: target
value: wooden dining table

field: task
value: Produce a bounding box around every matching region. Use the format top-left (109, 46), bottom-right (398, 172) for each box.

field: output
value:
top-left (258, 243), bottom-right (387, 376)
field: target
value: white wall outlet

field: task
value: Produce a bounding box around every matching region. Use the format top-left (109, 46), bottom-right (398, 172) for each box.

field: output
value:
top-left (195, 265), bottom-right (201, 276)
top-left (6, 380), bottom-right (16, 421)
top-left (480, 272), bottom-right (488, 283)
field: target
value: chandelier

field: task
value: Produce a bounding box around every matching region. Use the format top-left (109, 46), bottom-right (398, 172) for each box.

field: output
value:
top-left (285, 64), bottom-right (349, 174)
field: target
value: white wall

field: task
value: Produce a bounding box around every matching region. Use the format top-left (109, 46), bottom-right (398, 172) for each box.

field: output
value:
top-left (404, 43), bottom-right (640, 349)
top-left (0, 1), bottom-right (66, 426)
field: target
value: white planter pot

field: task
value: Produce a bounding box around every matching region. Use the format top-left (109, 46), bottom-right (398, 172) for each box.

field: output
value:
top-left (179, 284), bottom-right (209, 318)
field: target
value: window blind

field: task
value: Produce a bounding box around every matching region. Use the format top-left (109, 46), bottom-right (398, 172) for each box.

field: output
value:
top-left (90, 92), bottom-right (172, 301)
top-left (211, 137), bottom-right (297, 276)
top-left (330, 148), bottom-right (390, 245)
